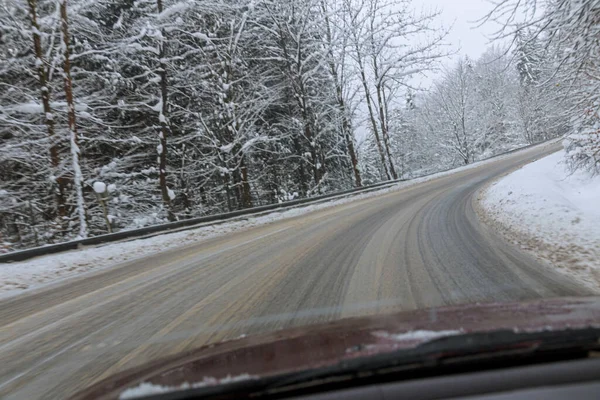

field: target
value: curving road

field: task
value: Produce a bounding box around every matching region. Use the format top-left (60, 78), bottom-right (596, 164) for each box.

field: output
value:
top-left (0, 142), bottom-right (591, 399)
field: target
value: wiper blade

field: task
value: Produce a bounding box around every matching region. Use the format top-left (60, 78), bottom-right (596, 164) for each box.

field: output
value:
top-left (146, 327), bottom-right (600, 400)
top-left (264, 328), bottom-right (600, 392)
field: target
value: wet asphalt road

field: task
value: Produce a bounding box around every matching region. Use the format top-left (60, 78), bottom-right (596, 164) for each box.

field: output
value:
top-left (0, 142), bottom-right (590, 399)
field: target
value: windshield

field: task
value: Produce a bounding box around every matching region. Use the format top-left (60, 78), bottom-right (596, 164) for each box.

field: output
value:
top-left (1, 0), bottom-right (598, 399)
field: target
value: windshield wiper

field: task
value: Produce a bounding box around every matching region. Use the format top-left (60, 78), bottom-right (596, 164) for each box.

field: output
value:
top-left (147, 327), bottom-right (600, 400)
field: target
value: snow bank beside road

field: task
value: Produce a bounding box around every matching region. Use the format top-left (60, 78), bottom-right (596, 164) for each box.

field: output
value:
top-left (480, 150), bottom-right (600, 291)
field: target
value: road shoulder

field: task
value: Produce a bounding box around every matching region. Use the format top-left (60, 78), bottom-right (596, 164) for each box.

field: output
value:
top-left (475, 149), bottom-right (600, 293)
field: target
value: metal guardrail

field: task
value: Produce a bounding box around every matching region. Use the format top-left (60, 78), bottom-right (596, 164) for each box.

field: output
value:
top-left (0, 139), bottom-right (556, 263)
top-left (0, 178), bottom-right (405, 263)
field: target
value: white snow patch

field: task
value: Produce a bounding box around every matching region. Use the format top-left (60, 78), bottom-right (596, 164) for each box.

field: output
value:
top-left (0, 141), bottom-right (558, 298)
top-left (157, 1), bottom-right (191, 20)
top-left (192, 32), bottom-right (209, 41)
top-left (8, 101), bottom-right (88, 114)
top-left (219, 143), bottom-right (234, 153)
top-left (113, 13), bottom-right (123, 29)
top-left (119, 374), bottom-right (256, 399)
top-left (11, 102), bottom-right (42, 114)
top-left (167, 188), bottom-right (176, 200)
top-left (373, 330), bottom-right (462, 342)
top-left (480, 149), bottom-right (600, 291)
top-left (93, 182), bottom-right (107, 194)
top-left (241, 136), bottom-right (267, 152)
top-left (78, 111), bottom-right (93, 119)
top-left (150, 99), bottom-right (163, 112)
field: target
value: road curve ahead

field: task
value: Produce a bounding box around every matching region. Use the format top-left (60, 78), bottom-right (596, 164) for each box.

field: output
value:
top-left (0, 142), bottom-right (592, 399)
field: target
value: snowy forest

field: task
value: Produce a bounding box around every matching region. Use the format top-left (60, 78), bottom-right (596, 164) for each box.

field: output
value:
top-left (0, 0), bottom-right (598, 250)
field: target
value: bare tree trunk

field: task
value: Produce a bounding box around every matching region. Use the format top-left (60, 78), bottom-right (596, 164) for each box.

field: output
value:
top-left (295, 62), bottom-right (320, 186)
top-left (27, 0), bottom-right (66, 220)
top-left (223, 172), bottom-right (233, 212)
top-left (276, 21), bottom-right (322, 188)
top-left (231, 165), bottom-right (242, 209)
top-left (156, 0), bottom-right (175, 221)
top-left (357, 59), bottom-right (390, 180)
top-left (179, 144), bottom-right (191, 214)
top-left (367, 4), bottom-right (397, 180)
top-left (375, 82), bottom-right (397, 179)
top-left (320, 0), bottom-right (362, 187)
top-left (199, 186), bottom-right (207, 205)
top-left (266, 143), bottom-right (280, 203)
top-left (461, 117), bottom-right (470, 165)
top-left (286, 98), bottom-right (307, 195)
top-left (292, 135), bottom-right (308, 195)
top-left (460, 81), bottom-right (471, 165)
top-left (303, 120), bottom-right (321, 186)
top-left (28, 201), bottom-right (39, 246)
top-left (240, 155), bottom-right (252, 208)
top-left (347, 3), bottom-right (390, 180)
top-left (343, 119), bottom-right (362, 187)
top-left (59, 0), bottom-right (87, 238)
top-left (7, 215), bottom-right (22, 247)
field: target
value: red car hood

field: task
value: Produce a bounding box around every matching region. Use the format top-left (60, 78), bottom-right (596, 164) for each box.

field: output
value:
top-left (73, 296), bottom-right (600, 399)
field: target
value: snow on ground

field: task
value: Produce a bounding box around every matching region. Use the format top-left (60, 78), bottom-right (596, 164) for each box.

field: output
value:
top-left (479, 149), bottom-right (600, 292)
top-left (0, 141), bottom-right (556, 299)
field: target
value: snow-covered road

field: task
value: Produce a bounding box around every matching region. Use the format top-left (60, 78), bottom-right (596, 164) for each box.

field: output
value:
top-left (1, 140), bottom-right (592, 400)
top-left (0, 142), bottom-right (558, 299)
top-left (0, 184), bottom-right (421, 298)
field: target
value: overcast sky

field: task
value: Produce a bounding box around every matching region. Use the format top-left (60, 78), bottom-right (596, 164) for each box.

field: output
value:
top-left (359, 0), bottom-right (505, 140)
top-left (415, 0), bottom-right (500, 85)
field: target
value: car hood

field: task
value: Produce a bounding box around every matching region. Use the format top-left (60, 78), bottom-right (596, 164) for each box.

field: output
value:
top-left (73, 296), bottom-right (600, 399)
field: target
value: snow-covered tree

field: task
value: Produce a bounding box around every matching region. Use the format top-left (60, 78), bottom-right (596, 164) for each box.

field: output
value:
top-left (342, 0), bottom-right (450, 180)
top-left (9, 0), bottom-right (559, 250)
top-left (425, 57), bottom-right (477, 165)
top-left (482, 0), bottom-right (600, 173)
